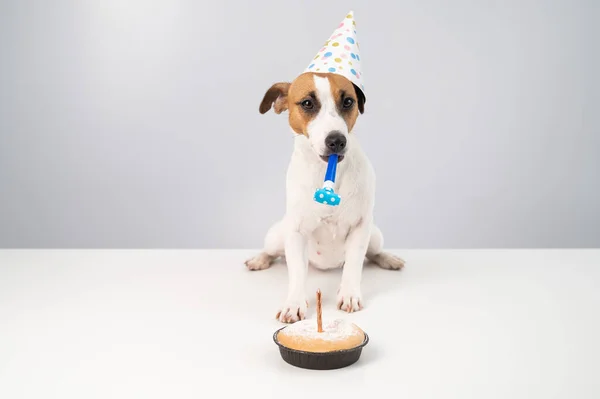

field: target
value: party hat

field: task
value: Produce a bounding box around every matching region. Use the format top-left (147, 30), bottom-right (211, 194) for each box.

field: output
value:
top-left (304, 11), bottom-right (365, 99)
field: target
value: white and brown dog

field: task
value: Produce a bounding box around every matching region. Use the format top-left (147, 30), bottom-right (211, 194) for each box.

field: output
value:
top-left (245, 71), bottom-right (405, 323)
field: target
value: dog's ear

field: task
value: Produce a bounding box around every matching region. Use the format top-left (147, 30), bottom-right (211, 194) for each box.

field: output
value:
top-left (353, 84), bottom-right (366, 114)
top-left (259, 82), bottom-right (291, 114)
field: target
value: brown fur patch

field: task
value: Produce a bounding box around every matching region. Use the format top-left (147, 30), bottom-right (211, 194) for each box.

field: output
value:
top-left (259, 72), bottom-right (365, 136)
top-left (259, 82), bottom-right (291, 114)
top-left (286, 73), bottom-right (320, 136)
top-left (326, 73), bottom-right (362, 132)
top-left (355, 86), bottom-right (366, 114)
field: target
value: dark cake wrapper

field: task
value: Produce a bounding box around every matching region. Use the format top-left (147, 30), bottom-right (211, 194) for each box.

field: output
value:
top-left (273, 326), bottom-right (369, 370)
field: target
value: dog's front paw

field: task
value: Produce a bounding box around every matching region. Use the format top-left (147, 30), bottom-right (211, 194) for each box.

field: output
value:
top-left (336, 286), bottom-right (363, 313)
top-left (275, 299), bottom-right (308, 323)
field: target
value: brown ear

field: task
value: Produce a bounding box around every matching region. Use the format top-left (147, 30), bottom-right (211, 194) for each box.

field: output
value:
top-left (353, 84), bottom-right (366, 114)
top-left (259, 82), bottom-right (291, 114)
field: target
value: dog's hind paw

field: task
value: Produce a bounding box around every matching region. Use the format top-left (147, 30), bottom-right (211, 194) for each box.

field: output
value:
top-left (245, 252), bottom-right (275, 271)
top-left (368, 252), bottom-right (405, 270)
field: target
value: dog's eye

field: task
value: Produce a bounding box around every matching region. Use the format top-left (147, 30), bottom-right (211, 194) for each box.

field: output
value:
top-left (301, 99), bottom-right (314, 110)
top-left (343, 98), bottom-right (354, 109)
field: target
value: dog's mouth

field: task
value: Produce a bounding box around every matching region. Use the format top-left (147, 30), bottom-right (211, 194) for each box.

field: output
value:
top-left (320, 154), bottom-right (345, 163)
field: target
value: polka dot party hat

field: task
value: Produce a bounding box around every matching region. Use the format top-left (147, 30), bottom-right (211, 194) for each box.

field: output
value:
top-left (305, 11), bottom-right (365, 99)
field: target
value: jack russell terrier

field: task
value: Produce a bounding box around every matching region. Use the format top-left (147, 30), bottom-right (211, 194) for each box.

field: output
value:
top-left (245, 11), bottom-right (404, 323)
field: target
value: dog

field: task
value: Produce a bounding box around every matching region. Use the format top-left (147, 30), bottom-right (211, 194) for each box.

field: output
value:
top-left (245, 72), bottom-right (404, 323)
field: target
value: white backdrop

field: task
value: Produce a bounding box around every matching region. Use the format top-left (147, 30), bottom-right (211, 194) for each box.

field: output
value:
top-left (1, 0), bottom-right (598, 248)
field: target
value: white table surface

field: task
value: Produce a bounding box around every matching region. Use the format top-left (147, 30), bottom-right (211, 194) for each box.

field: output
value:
top-left (1, 249), bottom-right (599, 399)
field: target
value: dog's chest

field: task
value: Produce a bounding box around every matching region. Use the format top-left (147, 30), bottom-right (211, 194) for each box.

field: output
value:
top-left (307, 212), bottom-right (350, 269)
top-left (308, 173), bottom-right (364, 229)
top-left (287, 141), bottom-right (373, 229)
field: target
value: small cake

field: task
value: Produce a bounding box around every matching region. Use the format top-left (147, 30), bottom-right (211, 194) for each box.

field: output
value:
top-left (273, 289), bottom-right (369, 370)
top-left (276, 318), bottom-right (365, 353)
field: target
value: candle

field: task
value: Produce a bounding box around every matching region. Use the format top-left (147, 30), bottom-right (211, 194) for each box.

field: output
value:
top-left (317, 289), bottom-right (323, 333)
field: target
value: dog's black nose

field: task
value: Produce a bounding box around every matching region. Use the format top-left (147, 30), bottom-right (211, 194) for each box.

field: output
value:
top-left (325, 131), bottom-right (347, 154)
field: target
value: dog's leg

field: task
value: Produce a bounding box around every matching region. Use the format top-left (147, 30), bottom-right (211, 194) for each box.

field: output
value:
top-left (275, 230), bottom-right (309, 323)
top-left (245, 220), bottom-right (284, 271)
top-left (366, 224), bottom-right (405, 270)
top-left (337, 221), bottom-right (371, 313)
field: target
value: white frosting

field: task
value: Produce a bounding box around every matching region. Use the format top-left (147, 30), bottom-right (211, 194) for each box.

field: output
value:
top-left (280, 319), bottom-right (362, 341)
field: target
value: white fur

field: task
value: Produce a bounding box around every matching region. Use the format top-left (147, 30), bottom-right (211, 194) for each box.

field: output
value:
top-left (246, 75), bottom-right (404, 323)
top-left (306, 76), bottom-right (350, 155)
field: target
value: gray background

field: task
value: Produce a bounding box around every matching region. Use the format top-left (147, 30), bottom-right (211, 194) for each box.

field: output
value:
top-left (1, 0), bottom-right (598, 249)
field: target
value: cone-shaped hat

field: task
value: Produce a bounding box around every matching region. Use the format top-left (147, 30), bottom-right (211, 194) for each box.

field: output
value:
top-left (304, 11), bottom-right (365, 100)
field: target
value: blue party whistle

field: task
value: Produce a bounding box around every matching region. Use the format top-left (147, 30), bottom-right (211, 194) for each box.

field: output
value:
top-left (313, 154), bottom-right (341, 206)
